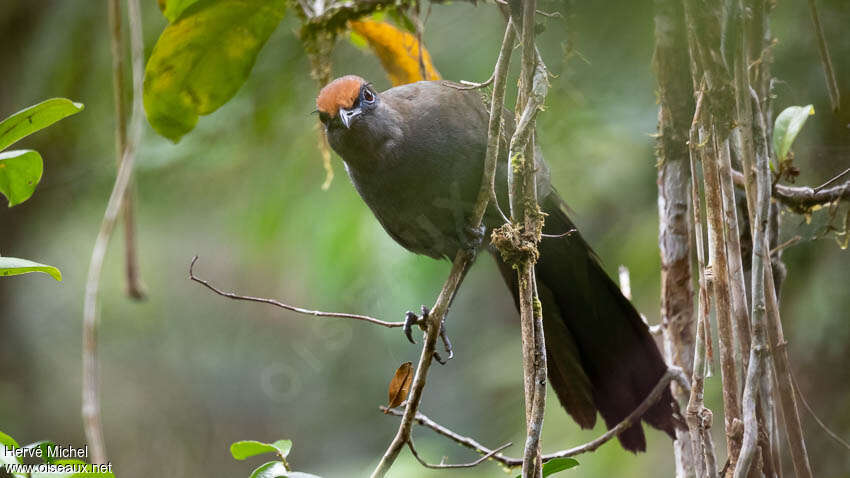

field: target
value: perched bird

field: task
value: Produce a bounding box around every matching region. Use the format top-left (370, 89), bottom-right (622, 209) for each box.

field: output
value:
top-left (316, 75), bottom-right (677, 452)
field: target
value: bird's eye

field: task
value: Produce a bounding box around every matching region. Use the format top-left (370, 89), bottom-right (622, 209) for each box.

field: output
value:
top-left (362, 89), bottom-right (375, 103)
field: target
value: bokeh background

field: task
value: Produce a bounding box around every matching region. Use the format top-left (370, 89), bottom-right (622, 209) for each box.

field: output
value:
top-left (1, 1), bottom-right (849, 477)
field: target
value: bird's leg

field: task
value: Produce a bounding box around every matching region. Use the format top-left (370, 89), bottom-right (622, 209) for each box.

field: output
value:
top-left (461, 223), bottom-right (486, 254)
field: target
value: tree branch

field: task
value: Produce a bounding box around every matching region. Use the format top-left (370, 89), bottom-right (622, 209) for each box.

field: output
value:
top-left (382, 367), bottom-right (689, 467)
top-left (188, 256), bottom-right (404, 328)
top-left (469, 16), bottom-right (516, 226)
top-left (406, 437), bottom-right (512, 469)
top-left (509, 2), bottom-right (548, 476)
top-left (369, 249), bottom-right (475, 478)
top-left (82, 0), bottom-right (144, 464)
top-left (369, 10), bottom-right (521, 476)
top-left (684, 83), bottom-right (719, 478)
top-left (652, 0), bottom-right (698, 472)
top-left (731, 168), bottom-right (850, 213)
top-left (734, 86), bottom-right (773, 478)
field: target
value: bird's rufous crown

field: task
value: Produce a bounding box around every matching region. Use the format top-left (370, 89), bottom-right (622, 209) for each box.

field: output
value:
top-left (316, 75), bottom-right (366, 118)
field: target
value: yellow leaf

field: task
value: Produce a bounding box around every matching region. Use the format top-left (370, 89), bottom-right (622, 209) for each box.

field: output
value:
top-left (386, 361), bottom-right (414, 409)
top-left (349, 20), bottom-right (440, 86)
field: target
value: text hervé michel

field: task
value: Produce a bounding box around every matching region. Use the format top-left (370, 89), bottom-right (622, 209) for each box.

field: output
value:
top-left (4, 444), bottom-right (89, 459)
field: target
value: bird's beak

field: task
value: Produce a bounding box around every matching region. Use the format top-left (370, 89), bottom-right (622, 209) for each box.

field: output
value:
top-left (339, 106), bottom-right (362, 129)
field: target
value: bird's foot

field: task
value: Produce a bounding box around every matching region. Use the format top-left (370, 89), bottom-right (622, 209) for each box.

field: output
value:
top-left (403, 305), bottom-right (429, 344)
top-left (402, 305), bottom-right (453, 365)
top-left (461, 223), bottom-right (486, 254)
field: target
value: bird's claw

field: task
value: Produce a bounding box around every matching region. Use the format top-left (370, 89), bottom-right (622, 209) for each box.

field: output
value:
top-left (403, 305), bottom-right (430, 344)
top-left (403, 306), bottom-right (453, 365)
top-left (434, 314), bottom-right (454, 364)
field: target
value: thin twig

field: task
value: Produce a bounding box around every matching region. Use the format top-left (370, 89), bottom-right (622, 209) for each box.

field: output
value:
top-left (815, 167), bottom-right (850, 192)
top-left (685, 82), bottom-right (718, 478)
top-left (734, 85), bottom-right (773, 478)
top-left (469, 17), bottom-right (515, 227)
top-left (407, 437), bottom-right (512, 469)
top-left (807, 0), bottom-right (840, 112)
top-left (383, 367), bottom-right (688, 467)
top-left (82, 0), bottom-right (144, 463)
top-left (752, 86), bottom-right (815, 478)
top-left (107, 0), bottom-right (145, 300)
top-left (731, 168), bottom-right (850, 213)
top-left (188, 256), bottom-right (403, 328)
top-left (769, 235), bottom-right (802, 256)
top-left (541, 228), bottom-right (575, 239)
top-left (414, 1), bottom-right (428, 82)
top-left (380, 406), bottom-right (517, 465)
top-left (790, 368), bottom-right (850, 451)
top-left (493, 0), bottom-right (560, 18)
top-left (442, 75), bottom-right (494, 90)
top-left (702, 130), bottom-right (743, 468)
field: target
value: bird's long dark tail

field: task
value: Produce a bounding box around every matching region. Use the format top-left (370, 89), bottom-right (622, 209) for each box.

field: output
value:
top-left (491, 192), bottom-right (677, 452)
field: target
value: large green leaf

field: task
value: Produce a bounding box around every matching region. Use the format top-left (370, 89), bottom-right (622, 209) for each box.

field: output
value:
top-left (143, 0), bottom-right (286, 142)
top-left (773, 104), bottom-right (814, 162)
top-left (0, 150), bottom-right (43, 206)
top-left (542, 457), bottom-right (579, 476)
top-left (231, 439), bottom-right (292, 460)
top-left (161, 0), bottom-right (203, 22)
top-left (0, 257), bottom-right (62, 281)
top-left (0, 98), bottom-right (84, 152)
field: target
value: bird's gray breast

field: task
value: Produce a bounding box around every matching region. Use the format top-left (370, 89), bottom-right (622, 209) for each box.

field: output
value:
top-left (332, 82), bottom-right (490, 259)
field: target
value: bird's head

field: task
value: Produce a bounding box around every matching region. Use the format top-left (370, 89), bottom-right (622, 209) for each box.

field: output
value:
top-left (316, 75), bottom-right (379, 130)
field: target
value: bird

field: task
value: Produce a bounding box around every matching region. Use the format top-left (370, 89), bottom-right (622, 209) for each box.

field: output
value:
top-left (315, 74), bottom-right (677, 452)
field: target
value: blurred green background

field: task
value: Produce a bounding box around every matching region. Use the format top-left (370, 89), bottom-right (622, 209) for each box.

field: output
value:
top-left (1, 1), bottom-right (848, 477)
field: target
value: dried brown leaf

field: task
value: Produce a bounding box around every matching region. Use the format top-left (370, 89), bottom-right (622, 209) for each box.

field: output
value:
top-left (386, 361), bottom-right (413, 410)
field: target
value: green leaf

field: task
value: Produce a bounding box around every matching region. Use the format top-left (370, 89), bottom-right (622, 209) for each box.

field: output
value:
top-left (143, 0), bottom-right (286, 142)
top-left (542, 457), bottom-right (579, 476)
top-left (1, 430), bottom-right (24, 478)
top-left (348, 31), bottom-right (368, 50)
top-left (0, 98), bottom-right (84, 152)
top-left (0, 257), bottom-right (62, 281)
top-left (0, 430), bottom-right (19, 449)
top-left (249, 461), bottom-right (289, 478)
top-left (230, 440), bottom-right (292, 460)
top-left (247, 462), bottom-right (322, 478)
top-left (161, 0), bottom-right (202, 22)
top-left (0, 150), bottom-right (43, 206)
top-left (772, 104), bottom-right (814, 162)
top-left (516, 458), bottom-right (579, 478)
